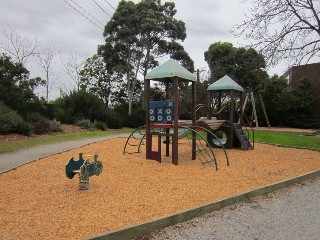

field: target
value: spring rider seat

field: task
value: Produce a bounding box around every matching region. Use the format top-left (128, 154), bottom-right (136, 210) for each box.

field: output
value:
top-left (65, 153), bottom-right (103, 190)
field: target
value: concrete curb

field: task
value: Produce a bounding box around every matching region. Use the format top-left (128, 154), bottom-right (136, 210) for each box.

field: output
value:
top-left (87, 169), bottom-right (320, 240)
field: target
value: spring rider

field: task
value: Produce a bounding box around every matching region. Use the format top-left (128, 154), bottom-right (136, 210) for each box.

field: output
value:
top-left (65, 153), bottom-right (103, 190)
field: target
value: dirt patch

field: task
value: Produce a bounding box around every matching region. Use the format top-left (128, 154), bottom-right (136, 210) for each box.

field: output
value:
top-left (0, 139), bottom-right (319, 240)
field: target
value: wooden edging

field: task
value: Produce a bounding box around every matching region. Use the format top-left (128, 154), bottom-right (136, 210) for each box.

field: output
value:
top-left (87, 169), bottom-right (320, 240)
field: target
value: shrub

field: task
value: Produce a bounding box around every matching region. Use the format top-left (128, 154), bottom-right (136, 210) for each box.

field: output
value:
top-left (106, 111), bottom-right (123, 129)
top-left (33, 117), bottom-right (51, 134)
top-left (0, 101), bottom-right (32, 136)
top-left (49, 119), bottom-right (63, 132)
top-left (16, 121), bottom-right (33, 136)
top-left (125, 107), bottom-right (145, 128)
top-left (54, 90), bottom-right (107, 124)
top-left (54, 107), bottom-right (73, 124)
top-left (75, 119), bottom-right (93, 130)
top-left (94, 121), bottom-right (107, 131)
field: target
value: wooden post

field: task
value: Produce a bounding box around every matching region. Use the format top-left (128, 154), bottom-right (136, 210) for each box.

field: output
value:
top-left (218, 91), bottom-right (222, 120)
top-left (239, 92), bottom-right (244, 127)
top-left (207, 91), bottom-right (211, 120)
top-left (229, 90), bottom-right (235, 148)
top-left (251, 92), bottom-right (259, 128)
top-left (192, 81), bottom-right (196, 160)
top-left (172, 77), bottom-right (179, 165)
top-left (242, 93), bottom-right (249, 113)
top-left (165, 81), bottom-right (170, 156)
top-left (259, 93), bottom-right (271, 128)
top-left (145, 79), bottom-right (151, 159)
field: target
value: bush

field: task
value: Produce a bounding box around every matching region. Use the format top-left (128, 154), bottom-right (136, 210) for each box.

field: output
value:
top-left (33, 117), bottom-right (63, 134)
top-left (125, 107), bottom-right (145, 128)
top-left (0, 101), bottom-right (32, 136)
top-left (33, 117), bottom-right (51, 134)
top-left (54, 90), bottom-right (107, 124)
top-left (94, 121), bottom-right (107, 131)
top-left (106, 110), bottom-right (123, 129)
top-left (49, 119), bottom-right (63, 132)
top-left (54, 107), bottom-right (73, 124)
top-left (75, 119), bottom-right (93, 130)
top-left (16, 121), bottom-right (33, 136)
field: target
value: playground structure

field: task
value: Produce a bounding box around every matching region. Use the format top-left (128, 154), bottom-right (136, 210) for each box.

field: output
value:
top-left (124, 59), bottom-right (254, 169)
top-left (65, 153), bottom-right (103, 190)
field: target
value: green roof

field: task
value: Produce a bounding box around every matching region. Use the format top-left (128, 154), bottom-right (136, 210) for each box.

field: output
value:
top-left (145, 59), bottom-right (196, 82)
top-left (207, 75), bottom-right (244, 92)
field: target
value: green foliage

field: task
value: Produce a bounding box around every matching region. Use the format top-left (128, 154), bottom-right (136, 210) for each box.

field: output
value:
top-left (0, 101), bottom-right (32, 136)
top-left (0, 101), bottom-right (24, 133)
top-left (125, 107), bottom-right (145, 128)
top-left (33, 117), bottom-right (63, 134)
top-left (54, 90), bottom-right (107, 124)
top-left (204, 42), bottom-right (268, 91)
top-left (259, 76), bottom-right (320, 128)
top-left (75, 119), bottom-right (94, 130)
top-left (99, 0), bottom-right (191, 115)
top-left (80, 55), bottom-right (120, 107)
top-left (94, 121), bottom-right (107, 131)
top-left (76, 119), bottom-right (108, 131)
top-left (0, 54), bottom-right (45, 117)
top-left (106, 109), bottom-right (123, 129)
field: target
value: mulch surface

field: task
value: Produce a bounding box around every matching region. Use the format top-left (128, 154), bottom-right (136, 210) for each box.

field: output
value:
top-left (0, 138), bottom-right (319, 240)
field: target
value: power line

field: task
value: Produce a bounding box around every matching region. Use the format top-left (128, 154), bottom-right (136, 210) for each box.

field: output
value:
top-left (103, 0), bottom-right (116, 11)
top-left (91, 0), bottom-right (112, 18)
top-left (69, 0), bottom-right (104, 27)
top-left (62, 0), bottom-right (104, 30)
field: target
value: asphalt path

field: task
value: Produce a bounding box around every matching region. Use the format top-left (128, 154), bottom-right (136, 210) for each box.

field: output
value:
top-left (0, 133), bottom-right (129, 173)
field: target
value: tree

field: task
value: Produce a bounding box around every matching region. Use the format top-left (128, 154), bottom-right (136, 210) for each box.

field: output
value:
top-left (0, 25), bottom-right (38, 66)
top-left (61, 51), bottom-right (87, 91)
top-left (99, 0), bottom-right (188, 115)
top-left (80, 54), bottom-right (121, 107)
top-left (0, 54), bottom-right (45, 116)
top-left (233, 0), bottom-right (320, 66)
top-left (204, 42), bottom-right (236, 81)
top-left (36, 45), bottom-right (59, 102)
top-left (259, 75), bottom-right (319, 128)
top-left (204, 42), bottom-right (268, 91)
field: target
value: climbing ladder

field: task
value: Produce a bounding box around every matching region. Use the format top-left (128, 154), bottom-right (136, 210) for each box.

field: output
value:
top-left (123, 125), bottom-right (229, 171)
top-left (181, 126), bottom-right (229, 170)
top-left (123, 125), bottom-right (146, 154)
top-left (233, 123), bottom-right (253, 150)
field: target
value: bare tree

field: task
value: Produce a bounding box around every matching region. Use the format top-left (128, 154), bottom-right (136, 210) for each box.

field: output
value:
top-left (233, 0), bottom-right (320, 66)
top-left (0, 25), bottom-right (38, 66)
top-left (36, 45), bottom-right (60, 102)
top-left (61, 51), bottom-right (88, 91)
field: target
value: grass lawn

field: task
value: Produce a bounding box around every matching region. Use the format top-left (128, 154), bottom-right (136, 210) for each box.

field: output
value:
top-left (1, 129), bottom-right (318, 155)
top-left (254, 131), bottom-right (320, 150)
top-left (0, 130), bottom-right (130, 154)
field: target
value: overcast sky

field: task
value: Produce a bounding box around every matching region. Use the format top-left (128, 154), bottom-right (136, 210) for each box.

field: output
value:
top-left (0, 0), bottom-right (287, 99)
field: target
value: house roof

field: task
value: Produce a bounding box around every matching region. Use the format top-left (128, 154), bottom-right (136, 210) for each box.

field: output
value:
top-left (145, 59), bottom-right (196, 82)
top-left (207, 75), bottom-right (244, 92)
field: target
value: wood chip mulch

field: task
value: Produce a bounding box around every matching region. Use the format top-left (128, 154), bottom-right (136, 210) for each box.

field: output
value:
top-left (0, 138), bottom-right (319, 240)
